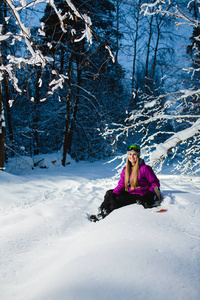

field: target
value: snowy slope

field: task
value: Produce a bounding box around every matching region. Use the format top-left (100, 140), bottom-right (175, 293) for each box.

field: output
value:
top-left (0, 158), bottom-right (200, 300)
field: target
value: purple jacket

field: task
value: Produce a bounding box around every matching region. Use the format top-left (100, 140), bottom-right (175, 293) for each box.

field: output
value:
top-left (113, 160), bottom-right (160, 196)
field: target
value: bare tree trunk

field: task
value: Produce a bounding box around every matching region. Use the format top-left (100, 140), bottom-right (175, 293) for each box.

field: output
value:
top-left (0, 82), bottom-right (5, 171)
top-left (0, 1), bottom-right (7, 167)
top-left (2, 3), bottom-right (13, 150)
top-left (4, 73), bottom-right (13, 143)
top-left (193, 0), bottom-right (198, 19)
top-left (0, 15), bottom-right (5, 170)
top-left (62, 53), bottom-right (82, 166)
top-left (131, 0), bottom-right (141, 106)
top-left (152, 17), bottom-right (161, 80)
top-left (33, 67), bottom-right (41, 155)
top-left (60, 47), bottom-right (64, 74)
top-left (62, 54), bottom-right (73, 166)
top-left (115, 0), bottom-right (120, 62)
top-left (145, 14), bottom-right (153, 93)
top-left (67, 55), bottom-right (82, 154)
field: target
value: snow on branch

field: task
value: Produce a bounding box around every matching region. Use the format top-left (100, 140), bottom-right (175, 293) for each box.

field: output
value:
top-left (5, 0), bottom-right (31, 37)
top-left (4, 0), bottom-right (93, 58)
top-left (5, 0), bottom-right (93, 45)
top-left (48, 73), bottom-right (68, 94)
top-left (150, 118), bottom-right (200, 166)
top-left (104, 114), bottom-right (200, 137)
top-left (4, 0), bottom-right (53, 69)
top-left (105, 46), bottom-right (115, 63)
top-left (48, 0), bottom-right (68, 33)
top-left (141, 0), bottom-right (199, 27)
top-left (1, 0), bottom-right (93, 94)
top-left (0, 65), bottom-right (21, 93)
top-left (66, 0), bottom-right (93, 45)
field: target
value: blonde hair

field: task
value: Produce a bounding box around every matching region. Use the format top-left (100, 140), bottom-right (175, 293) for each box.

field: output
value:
top-left (125, 156), bottom-right (140, 191)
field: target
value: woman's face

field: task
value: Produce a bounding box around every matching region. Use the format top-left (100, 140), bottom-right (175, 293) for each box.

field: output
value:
top-left (128, 152), bottom-right (138, 165)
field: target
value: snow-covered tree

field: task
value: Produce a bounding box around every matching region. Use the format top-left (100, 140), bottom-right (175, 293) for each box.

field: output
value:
top-left (0, 0), bottom-right (93, 170)
top-left (39, 0), bottom-right (125, 165)
top-left (0, 0), bottom-right (127, 169)
top-left (102, 0), bottom-right (200, 175)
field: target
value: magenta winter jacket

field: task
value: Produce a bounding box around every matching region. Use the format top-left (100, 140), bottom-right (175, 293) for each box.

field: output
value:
top-left (113, 160), bottom-right (160, 197)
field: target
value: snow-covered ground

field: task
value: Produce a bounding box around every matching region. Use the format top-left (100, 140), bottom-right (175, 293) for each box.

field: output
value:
top-left (0, 156), bottom-right (200, 300)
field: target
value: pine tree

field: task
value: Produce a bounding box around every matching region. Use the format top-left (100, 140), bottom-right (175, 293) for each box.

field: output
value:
top-left (39, 0), bottom-right (126, 164)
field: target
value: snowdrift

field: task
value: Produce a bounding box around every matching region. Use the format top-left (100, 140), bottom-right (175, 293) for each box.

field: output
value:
top-left (0, 158), bottom-right (200, 300)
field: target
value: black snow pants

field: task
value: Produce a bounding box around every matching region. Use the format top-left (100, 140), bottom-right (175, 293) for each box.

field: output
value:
top-left (100, 189), bottom-right (155, 214)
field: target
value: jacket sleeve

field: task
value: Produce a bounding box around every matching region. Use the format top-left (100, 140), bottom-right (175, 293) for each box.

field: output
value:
top-left (113, 167), bottom-right (126, 195)
top-left (143, 165), bottom-right (160, 193)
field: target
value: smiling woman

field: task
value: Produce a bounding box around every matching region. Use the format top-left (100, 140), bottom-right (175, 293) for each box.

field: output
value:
top-left (90, 144), bottom-right (161, 222)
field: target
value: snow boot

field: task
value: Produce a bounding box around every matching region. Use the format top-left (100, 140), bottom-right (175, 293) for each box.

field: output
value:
top-left (89, 207), bottom-right (109, 222)
top-left (89, 214), bottom-right (100, 222)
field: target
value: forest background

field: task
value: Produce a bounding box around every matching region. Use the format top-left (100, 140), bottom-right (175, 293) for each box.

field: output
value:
top-left (0, 0), bottom-right (200, 175)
